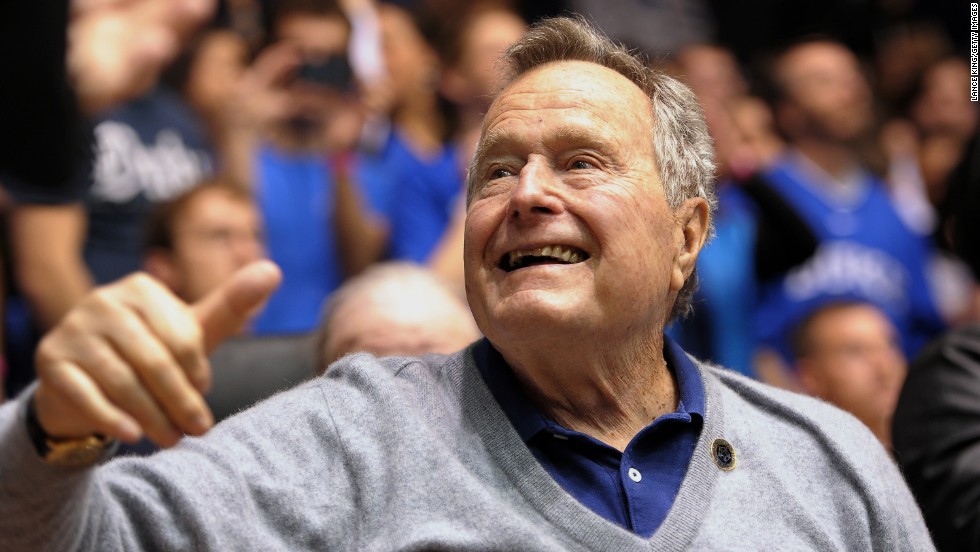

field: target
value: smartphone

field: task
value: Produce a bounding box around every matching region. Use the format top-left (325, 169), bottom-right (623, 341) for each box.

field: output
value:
top-left (295, 55), bottom-right (354, 91)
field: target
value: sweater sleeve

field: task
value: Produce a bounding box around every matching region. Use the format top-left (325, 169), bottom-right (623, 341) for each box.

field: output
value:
top-left (0, 380), bottom-right (357, 551)
top-left (0, 390), bottom-right (102, 551)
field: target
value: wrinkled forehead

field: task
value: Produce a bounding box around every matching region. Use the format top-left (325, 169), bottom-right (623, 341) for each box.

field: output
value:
top-left (484, 61), bottom-right (651, 124)
top-left (467, 61), bottom-right (654, 196)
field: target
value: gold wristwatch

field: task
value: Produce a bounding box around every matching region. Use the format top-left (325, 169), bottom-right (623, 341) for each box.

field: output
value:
top-left (26, 393), bottom-right (116, 467)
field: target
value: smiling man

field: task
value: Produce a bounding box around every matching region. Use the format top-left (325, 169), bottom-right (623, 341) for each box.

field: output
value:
top-left (0, 17), bottom-right (932, 551)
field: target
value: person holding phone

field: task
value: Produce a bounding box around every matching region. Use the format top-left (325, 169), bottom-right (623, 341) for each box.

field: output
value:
top-left (220, 0), bottom-right (388, 335)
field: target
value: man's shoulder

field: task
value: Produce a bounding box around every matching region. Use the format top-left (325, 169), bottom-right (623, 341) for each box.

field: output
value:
top-left (691, 359), bottom-right (934, 550)
top-left (700, 361), bottom-right (885, 462)
top-left (321, 350), bottom-right (466, 390)
top-left (311, 349), bottom-right (474, 426)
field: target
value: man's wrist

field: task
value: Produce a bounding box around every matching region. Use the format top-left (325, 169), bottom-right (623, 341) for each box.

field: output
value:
top-left (25, 392), bottom-right (116, 467)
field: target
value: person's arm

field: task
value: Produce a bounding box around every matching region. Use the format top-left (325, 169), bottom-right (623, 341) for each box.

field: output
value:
top-left (9, 203), bottom-right (93, 329)
top-left (69, 0), bottom-right (216, 116)
top-left (218, 41), bottom-right (301, 189)
top-left (0, 261), bottom-right (282, 548)
top-left (739, 174), bottom-right (818, 280)
top-left (30, 262), bottom-right (280, 445)
top-left (333, 157), bottom-right (389, 277)
top-left (0, 356), bottom-right (350, 550)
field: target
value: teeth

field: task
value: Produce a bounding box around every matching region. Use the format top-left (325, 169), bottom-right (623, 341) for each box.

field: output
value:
top-left (507, 245), bottom-right (584, 268)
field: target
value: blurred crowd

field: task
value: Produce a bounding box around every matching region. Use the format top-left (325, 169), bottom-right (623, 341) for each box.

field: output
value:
top-left (0, 0), bottom-right (977, 531)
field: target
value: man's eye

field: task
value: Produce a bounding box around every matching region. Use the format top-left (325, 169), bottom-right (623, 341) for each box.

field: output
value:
top-left (490, 168), bottom-right (514, 179)
top-left (570, 160), bottom-right (595, 170)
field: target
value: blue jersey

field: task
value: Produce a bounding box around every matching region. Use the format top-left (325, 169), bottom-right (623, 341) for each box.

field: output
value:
top-left (756, 153), bottom-right (945, 359)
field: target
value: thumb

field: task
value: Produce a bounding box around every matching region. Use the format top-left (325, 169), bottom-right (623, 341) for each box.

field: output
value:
top-left (192, 260), bottom-right (282, 352)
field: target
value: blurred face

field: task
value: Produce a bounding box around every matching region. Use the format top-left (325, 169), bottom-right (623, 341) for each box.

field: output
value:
top-left (778, 42), bottom-right (873, 143)
top-left (276, 13), bottom-right (349, 61)
top-left (275, 13), bottom-right (353, 133)
top-left (914, 59), bottom-right (978, 140)
top-left (729, 96), bottom-right (783, 172)
top-left (185, 30), bottom-right (249, 119)
top-left (167, 189), bottom-right (265, 302)
top-left (798, 304), bottom-right (907, 446)
top-left (465, 61), bottom-right (704, 352)
top-left (457, 10), bottom-right (527, 100)
top-left (677, 45), bottom-right (746, 102)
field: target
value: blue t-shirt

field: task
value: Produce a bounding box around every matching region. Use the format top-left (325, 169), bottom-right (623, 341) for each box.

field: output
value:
top-left (82, 86), bottom-right (214, 284)
top-left (474, 336), bottom-right (705, 537)
top-left (251, 145), bottom-right (393, 335)
top-left (357, 131), bottom-right (462, 263)
top-left (757, 153), bottom-right (946, 359)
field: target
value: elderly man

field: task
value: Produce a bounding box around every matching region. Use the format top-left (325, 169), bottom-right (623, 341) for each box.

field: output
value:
top-left (0, 18), bottom-right (931, 550)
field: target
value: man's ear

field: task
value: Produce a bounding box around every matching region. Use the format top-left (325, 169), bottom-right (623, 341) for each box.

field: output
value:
top-left (670, 197), bottom-right (710, 292)
top-left (143, 249), bottom-right (180, 294)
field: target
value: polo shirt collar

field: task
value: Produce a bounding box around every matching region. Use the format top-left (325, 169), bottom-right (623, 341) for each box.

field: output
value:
top-left (474, 336), bottom-right (706, 443)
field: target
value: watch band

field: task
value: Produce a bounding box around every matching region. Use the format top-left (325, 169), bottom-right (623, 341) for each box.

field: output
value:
top-left (25, 393), bottom-right (116, 467)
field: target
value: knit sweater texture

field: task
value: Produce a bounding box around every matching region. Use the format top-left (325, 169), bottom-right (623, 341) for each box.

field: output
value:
top-left (0, 344), bottom-right (934, 551)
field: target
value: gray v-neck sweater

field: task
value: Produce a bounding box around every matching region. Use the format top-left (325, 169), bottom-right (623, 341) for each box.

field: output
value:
top-left (0, 345), bottom-right (934, 551)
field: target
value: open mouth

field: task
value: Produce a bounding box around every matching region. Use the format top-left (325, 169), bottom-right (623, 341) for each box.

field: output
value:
top-left (498, 245), bottom-right (590, 272)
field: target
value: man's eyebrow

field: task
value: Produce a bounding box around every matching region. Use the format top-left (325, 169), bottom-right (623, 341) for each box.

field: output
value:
top-left (472, 128), bottom-right (508, 169)
top-left (552, 125), bottom-right (609, 147)
top-left (547, 125), bottom-right (610, 154)
top-left (472, 124), bottom-right (611, 167)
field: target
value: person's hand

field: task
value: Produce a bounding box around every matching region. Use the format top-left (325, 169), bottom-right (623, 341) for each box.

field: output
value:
top-left (226, 41), bottom-right (304, 134)
top-left (32, 260), bottom-right (282, 448)
top-left (68, 0), bottom-right (216, 114)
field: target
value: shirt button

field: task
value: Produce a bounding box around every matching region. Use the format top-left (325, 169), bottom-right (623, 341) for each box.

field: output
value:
top-left (628, 467), bottom-right (642, 482)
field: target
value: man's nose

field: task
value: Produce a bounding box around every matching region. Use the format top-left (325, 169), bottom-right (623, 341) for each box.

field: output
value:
top-left (509, 154), bottom-right (564, 221)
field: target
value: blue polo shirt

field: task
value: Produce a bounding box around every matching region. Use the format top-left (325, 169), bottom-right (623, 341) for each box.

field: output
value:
top-left (474, 337), bottom-right (705, 537)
